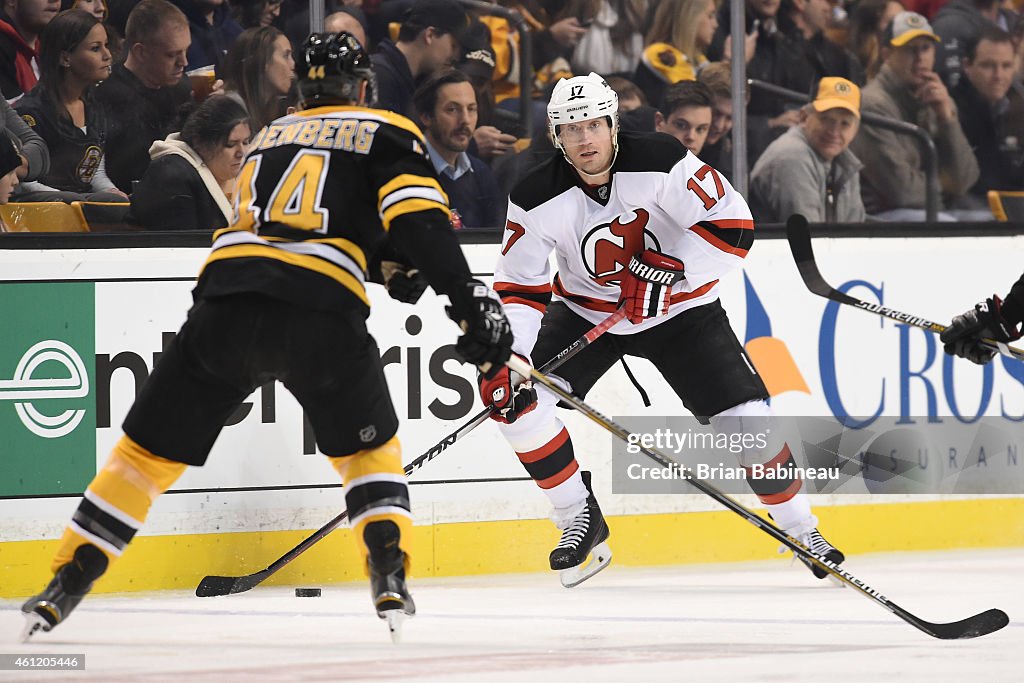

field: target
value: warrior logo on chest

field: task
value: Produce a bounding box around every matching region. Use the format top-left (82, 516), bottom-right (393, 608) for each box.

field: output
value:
top-left (580, 208), bottom-right (660, 286)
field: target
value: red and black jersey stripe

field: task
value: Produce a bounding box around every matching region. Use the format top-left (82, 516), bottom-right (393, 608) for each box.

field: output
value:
top-left (516, 427), bottom-right (579, 489)
top-left (744, 443), bottom-right (802, 504)
top-left (494, 281), bottom-right (552, 313)
top-left (693, 219), bottom-right (754, 257)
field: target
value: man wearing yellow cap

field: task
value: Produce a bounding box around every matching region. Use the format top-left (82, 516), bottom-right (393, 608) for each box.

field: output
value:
top-left (749, 77), bottom-right (864, 223)
top-left (850, 11), bottom-right (979, 220)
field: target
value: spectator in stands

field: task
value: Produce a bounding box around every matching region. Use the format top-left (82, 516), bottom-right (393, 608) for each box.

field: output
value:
top-left (697, 61), bottom-right (738, 179)
top-left (95, 0), bottom-right (192, 193)
top-left (846, 0), bottom-right (905, 80)
top-left (1, 0), bottom-right (60, 101)
top-left (128, 94), bottom-right (248, 230)
top-left (414, 69), bottom-right (501, 229)
top-left (654, 80), bottom-right (714, 156)
top-left (230, 0), bottom-right (280, 29)
top-left (780, 0), bottom-right (865, 84)
top-left (951, 26), bottom-right (1024, 201)
top-left (932, 0), bottom-right (1020, 87)
top-left (61, 0), bottom-right (105, 21)
top-left (105, 0), bottom-right (138, 35)
top-left (607, 75), bottom-right (646, 113)
top-left (634, 0), bottom-right (718, 107)
top-left (1, 93), bottom-right (48, 183)
top-left (850, 11), bottom-right (980, 219)
top-left (0, 132), bottom-right (21, 203)
top-left (325, 7), bottom-right (367, 47)
top-left (506, 0), bottom-right (588, 88)
top-left (171, 0), bottom-right (242, 72)
top-left (459, 18), bottom-right (519, 162)
top-left (572, 0), bottom-right (647, 76)
top-left (15, 9), bottom-right (126, 201)
top-left (750, 76), bottom-right (865, 222)
top-left (222, 26), bottom-right (294, 132)
top-left (371, 0), bottom-right (469, 117)
top-left (708, 0), bottom-right (813, 168)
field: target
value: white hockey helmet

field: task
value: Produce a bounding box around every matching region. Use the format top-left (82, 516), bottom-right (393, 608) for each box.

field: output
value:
top-left (547, 72), bottom-right (619, 160)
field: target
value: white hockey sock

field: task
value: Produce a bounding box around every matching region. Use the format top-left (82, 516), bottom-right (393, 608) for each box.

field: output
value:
top-left (765, 491), bottom-right (816, 533)
top-left (547, 470), bottom-right (589, 528)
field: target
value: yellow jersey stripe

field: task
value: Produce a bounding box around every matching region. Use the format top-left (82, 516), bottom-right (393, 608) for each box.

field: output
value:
top-left (201, 244), bottom-right (370, 306)
top-left (260, 235), bottom-right (368, 271)
top-left (377, 174), bottom-right (447, 207)
top-left (381, 198), bottom-right (451, 231)
top-left (296, 105), bottom-right (426, 143)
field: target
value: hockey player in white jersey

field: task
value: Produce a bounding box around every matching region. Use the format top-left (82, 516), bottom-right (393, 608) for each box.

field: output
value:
top-left (481, 72), bottom-right (845, 587)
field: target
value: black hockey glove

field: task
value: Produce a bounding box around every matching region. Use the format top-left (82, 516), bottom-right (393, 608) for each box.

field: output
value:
top-left (446, 279), bottom-right (514, 378)
top-left (940, 296), bottom-right (1021, 365)
top-left (380, 260), bottom-right (429, 304)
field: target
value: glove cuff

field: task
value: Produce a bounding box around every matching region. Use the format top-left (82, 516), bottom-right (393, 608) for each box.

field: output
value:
top-left (990, 296), bottom-right (1022, 342)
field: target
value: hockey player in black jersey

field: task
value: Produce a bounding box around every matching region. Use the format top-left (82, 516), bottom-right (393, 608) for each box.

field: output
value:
top-left (482, 72), bottom-right (844, 587)
top-left (20, 32), bottom-right (513, 643)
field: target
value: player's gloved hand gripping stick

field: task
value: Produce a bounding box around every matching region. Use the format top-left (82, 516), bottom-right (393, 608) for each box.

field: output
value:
top-left (195, 305), bottom-right (628, 597)
top-left (503, 355), bottom-right (1009, 640)
top-left (618, 250), bottom-right (685, 324)
top-left (786, 214), bottom-right (1024, 362)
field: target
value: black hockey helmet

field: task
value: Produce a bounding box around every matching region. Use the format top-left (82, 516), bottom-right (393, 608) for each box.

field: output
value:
top-left (296, 32), bottom-right (377, 107)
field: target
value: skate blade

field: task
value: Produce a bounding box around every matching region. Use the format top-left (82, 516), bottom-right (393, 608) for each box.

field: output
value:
top-left (384, 609), bottom-right (408, 644)
top-left (559, 542), bottom-right (612, 588)
top-left (20, 613), bottom-right (48, 643)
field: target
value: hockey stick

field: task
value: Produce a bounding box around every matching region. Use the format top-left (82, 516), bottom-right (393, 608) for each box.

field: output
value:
top-left (506, 355), bottom-right (1010, 640)
top-left (195, 307), bottom-right (628, 597)
top-left (786, 214), bottom-right (1024, 362)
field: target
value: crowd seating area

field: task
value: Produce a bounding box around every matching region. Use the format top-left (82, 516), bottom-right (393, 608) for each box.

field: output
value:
top-left (0, 0), bottom-right (1021, 234)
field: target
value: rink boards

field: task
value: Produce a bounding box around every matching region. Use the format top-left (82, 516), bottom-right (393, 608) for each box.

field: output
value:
top-left (1, 234), bottom-right (1022, 596)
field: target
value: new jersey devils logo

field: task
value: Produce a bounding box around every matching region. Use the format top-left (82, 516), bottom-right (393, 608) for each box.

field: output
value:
top-left (581, 209), bottom-right (660, 286)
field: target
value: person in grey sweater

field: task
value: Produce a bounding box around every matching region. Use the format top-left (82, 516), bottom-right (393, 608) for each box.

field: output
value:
top-left (1, 92), bottom-right (48, 185)
top-left (750, 77), bottom-right (864, 224)
top-left (849, 12), bottom-right (980, 220)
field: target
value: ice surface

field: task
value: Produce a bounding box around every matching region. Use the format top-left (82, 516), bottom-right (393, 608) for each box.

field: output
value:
top-left (2, 549), bottom-right (1020, 682)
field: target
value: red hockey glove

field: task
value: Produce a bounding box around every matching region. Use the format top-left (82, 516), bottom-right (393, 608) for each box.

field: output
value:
top-left (618, 250), bottom-right (685, 324)
top-left (478, 354), bottom-right (538, 423)
top-left (940, 296), bottom-right (1021, 365)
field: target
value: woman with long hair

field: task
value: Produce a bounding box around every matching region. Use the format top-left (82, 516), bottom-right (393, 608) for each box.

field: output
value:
top-left (129, 95), bottom-right (251, 231)
top-left (15, 9), bottom-right (124, 201)
top-left (221, 26), bottom-right (295, 133)
top-left (847, 0), bottom-right (904, 80)
top-left (633, 0), bottom-right (719, 105)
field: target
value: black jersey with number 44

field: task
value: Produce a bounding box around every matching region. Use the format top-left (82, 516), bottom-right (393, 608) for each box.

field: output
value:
top-left (193, 105), bottom-right (452, 315)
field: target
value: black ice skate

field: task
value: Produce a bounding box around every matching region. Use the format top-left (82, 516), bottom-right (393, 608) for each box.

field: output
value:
top-left (549, 471), bottom-right (612, 588)
top-left (790, 527), bottom-right (845, 580)
top-left (365, 520), bottom-right (415, 643)
top-left (21, 544), bottom-right (108, 642)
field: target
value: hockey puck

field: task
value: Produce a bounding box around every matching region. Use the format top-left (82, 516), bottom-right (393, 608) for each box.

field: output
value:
top-left (295, 587), bottom-right (321, 597)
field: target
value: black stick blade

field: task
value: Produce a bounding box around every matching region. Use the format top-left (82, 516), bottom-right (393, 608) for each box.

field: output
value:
top-left (785, 214), bottom-right (859, 305)
top-left (195, 570), bottom-right (269, 597)
top-left (915, 608), bottom-right (1010, 640)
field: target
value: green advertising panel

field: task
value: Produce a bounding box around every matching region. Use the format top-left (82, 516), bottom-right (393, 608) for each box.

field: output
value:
top-left (0, 282), bottom-right (96, 496)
